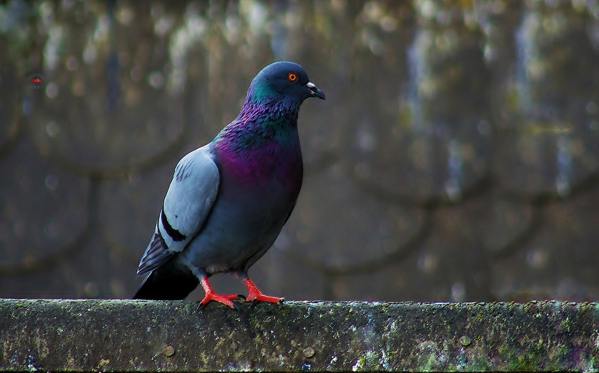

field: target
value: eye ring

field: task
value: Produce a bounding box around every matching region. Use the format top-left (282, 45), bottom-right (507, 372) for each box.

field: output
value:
top-left (288, 72), bottom-right (298, 82)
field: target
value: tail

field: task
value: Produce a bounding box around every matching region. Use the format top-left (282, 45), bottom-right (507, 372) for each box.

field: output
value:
top-left (133, 260), bottom-right (199, 300)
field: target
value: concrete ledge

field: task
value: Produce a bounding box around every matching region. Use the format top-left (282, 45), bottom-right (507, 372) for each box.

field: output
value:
top-left (1, 300), bottom-right (598, 371)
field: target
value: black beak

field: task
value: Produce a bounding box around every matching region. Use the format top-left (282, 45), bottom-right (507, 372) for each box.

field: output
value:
top-left (306, 82), bottom-right (326, 100)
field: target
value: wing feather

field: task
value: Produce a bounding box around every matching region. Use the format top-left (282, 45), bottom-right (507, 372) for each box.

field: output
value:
top-left (136, 146), bottom-right (220, 275)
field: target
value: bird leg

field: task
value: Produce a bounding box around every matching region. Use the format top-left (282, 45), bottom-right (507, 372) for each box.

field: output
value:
top-left (243, 278), bottom-right (284, 303)
top-left (199, 277), bottom-right (238, 308)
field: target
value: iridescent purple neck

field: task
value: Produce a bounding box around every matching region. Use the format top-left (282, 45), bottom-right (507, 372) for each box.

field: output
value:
top-left (241, 80), bottom-right (302, 117)
top-left (237, 99), bottom-right (299, 124)
top-left (215, 92), bottom-right (301, 153)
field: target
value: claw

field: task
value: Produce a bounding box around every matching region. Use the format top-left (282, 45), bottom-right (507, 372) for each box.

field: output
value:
top-left (199, 277), bottom-right (238, 308)
top-left (246, 292), bottom-right (284, 303)
top-left (243, 278), bottom-right (284, 304)
top-left (200, 292), bottom-right (236, 309)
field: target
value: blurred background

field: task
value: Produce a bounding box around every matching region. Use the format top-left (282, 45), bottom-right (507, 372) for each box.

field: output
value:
top-left (1, 0), bottom-right (598, 302)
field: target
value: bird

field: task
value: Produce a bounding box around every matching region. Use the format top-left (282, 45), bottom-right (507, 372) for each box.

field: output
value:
top-left (133, 61), bottom-right (325, 308)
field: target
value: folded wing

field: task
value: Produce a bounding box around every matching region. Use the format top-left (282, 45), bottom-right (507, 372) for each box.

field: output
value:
top-left (137, 146), bottom-right (220, 276)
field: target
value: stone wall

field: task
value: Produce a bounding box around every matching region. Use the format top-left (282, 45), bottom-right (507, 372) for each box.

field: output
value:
top-left (1, 299), bottom-right (598, 371)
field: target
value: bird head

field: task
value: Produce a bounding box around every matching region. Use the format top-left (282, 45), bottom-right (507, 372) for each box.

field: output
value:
top-left (247, 61), bottom-right (326, 106)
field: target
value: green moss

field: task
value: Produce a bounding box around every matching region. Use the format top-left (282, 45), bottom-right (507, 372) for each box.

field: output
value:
top-left (422, 352), bottom-right (439, 372)
top-left (560, 317), bottom-right (573, 333)
top-left (498, 341), bottom-right (548, 371)
top-left (466, 357), bottom-right (492, 371)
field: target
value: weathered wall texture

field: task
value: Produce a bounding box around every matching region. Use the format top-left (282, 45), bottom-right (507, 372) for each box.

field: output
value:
top-left (1, 299), bottom-right (599, 371)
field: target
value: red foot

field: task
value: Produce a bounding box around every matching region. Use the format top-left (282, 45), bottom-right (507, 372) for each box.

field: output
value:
top-left (199, 292), bottom-right (237, 308)
top-left (244, 278), bottom-right (284, 304)
top-left (199, 277), bottom-right (238, 308)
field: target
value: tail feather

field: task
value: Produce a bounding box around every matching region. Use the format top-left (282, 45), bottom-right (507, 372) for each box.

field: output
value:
top-left (137, 230), bottom-right (175, 276)
top-left (133, 260), bottom-right (198, 300)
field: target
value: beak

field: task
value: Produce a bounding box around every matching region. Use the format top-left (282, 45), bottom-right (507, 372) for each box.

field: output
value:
top-left (306, 82), bottom-right (326, 100)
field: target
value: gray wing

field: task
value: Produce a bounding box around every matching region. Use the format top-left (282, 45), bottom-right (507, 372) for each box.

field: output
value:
top-left (137, 145), bottom-right (220, 276)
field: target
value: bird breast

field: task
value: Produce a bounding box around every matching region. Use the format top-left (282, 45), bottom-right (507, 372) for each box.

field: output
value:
top-left (217, 138), bottom-right (303, 193)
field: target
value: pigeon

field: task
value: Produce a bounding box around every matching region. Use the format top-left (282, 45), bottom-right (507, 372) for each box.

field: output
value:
top-left (133, 61), bottom-right (325, 307)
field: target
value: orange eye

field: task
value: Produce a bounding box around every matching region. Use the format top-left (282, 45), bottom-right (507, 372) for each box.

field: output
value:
top-left (288, 72), bottom-right (298, 82)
